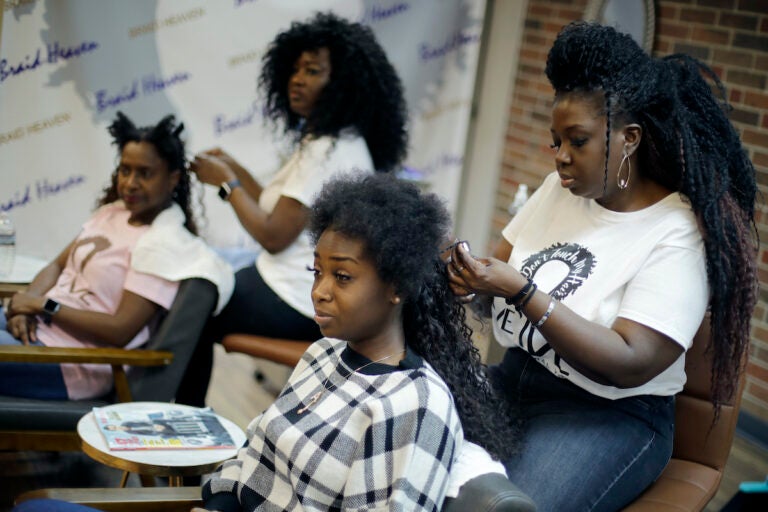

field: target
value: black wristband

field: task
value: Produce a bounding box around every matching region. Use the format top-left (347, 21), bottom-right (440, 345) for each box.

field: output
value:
top-left (505, 279), bottom-right (533, 306)
top-left (516, 283), bottom-right (537, 311)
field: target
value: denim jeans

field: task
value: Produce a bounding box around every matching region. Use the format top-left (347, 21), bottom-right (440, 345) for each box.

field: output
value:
top-left (489, 348), bottom-right (675, 512)
top-left (13, 499), bottom-right (99, 512)
top-left (0, 309), bottom-right (68, 399)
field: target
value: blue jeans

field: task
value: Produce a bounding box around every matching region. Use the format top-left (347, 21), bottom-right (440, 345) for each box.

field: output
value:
top-left (0, 308), bottom-right (69, 399)
top-left (13, 499), bottom-right (99, 512)
top-left (489, 348), bottom-right (675, 512)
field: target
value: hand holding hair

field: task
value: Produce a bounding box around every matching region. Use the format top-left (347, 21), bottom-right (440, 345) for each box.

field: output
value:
top-left (189, 152), bottom-right (236, 187)
top-left (448, 242), bottom-right (527, 301)
top-left (200, 147), bottom-right (245, 175)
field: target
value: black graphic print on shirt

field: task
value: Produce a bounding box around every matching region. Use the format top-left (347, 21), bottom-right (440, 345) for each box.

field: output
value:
top-left (496, 242), bottom-right (596, 374)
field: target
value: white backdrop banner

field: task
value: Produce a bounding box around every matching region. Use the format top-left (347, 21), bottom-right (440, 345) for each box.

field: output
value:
top-left (1, 0), bottom-right (485, 259)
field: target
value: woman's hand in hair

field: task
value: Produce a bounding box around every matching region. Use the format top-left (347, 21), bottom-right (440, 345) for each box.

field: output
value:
top-left (447, 243), bottom-right (527, 300)
top-left (190, 152), bottom-right (236, 187)
top-left (199, 148), bottom-right (245, 177)
top-left (192, 147), bottom-right (264, 201)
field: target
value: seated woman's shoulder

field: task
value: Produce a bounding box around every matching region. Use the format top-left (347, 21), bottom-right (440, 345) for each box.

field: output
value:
top-left (304, 337), bottom-right (344, 359)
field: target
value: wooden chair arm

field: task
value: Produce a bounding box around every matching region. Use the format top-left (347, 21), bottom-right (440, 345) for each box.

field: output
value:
top-left (0, 345), bottom-right (173, 403)
top-left (16, 487), bottom-right (202, 512)
top-left (0, 345), bottom-right (173, 366)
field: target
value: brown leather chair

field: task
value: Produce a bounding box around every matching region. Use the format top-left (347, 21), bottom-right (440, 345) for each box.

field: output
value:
top-left (622, 319), bottom-right (746, 511)
top-left (221, 334), bottom-right (312, 367)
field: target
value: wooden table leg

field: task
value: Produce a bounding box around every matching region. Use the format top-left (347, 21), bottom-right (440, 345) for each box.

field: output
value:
top-left (119, 471), bottom-right (129, 488)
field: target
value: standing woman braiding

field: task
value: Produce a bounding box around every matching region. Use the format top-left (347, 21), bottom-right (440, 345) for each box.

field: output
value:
top-left (447, 22), bottom-right (757, 511)
top-left (179, 12), bottom-right (407, 407)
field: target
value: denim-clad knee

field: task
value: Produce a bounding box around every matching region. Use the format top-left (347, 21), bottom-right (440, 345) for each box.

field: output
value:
top-left (490, 348), bottom-right (675, 512)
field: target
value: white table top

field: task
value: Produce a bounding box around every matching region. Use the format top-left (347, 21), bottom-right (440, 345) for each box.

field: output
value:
top-left (77, 402), bottom-right (246, 476)
top-left (0, 254), bottom-right (48, 283)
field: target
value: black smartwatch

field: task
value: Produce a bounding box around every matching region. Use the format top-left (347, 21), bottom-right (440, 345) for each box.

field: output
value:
top-left (218, 179), bottom-right (241, 201)
top-left (42, 298), bottom-right (61, 325)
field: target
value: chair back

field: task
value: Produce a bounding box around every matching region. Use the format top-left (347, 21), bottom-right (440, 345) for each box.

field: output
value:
top-left (672, 318), bottom-right (745, 471)
top-left (130, 278), bottom-right (218, 402)
top-left (221, 334), bottom-right (311, 366)
top-left (622, 317), bottom-right (747, 511)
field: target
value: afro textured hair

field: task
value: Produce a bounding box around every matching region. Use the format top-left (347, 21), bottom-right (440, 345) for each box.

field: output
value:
top-left (260, 12), bottom-right (407, 172)
top-left (309, 173), bottom-right (519, 461)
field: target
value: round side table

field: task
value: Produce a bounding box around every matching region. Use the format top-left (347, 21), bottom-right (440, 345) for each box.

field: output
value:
top-left (77, 401), bottom-right (246, 487)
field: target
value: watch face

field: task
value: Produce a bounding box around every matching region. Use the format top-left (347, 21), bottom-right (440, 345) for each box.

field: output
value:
top-left (218, 183), bottom-right (231, 200)
top-left (43, 298), bottom-right (60, 315)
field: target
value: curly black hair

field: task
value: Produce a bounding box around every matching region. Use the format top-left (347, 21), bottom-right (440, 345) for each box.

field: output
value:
top-left (309, 173), bottom-right (519, 461)
top-left (546, 22), bottom-right (758, 410)
top-left (260, 12), bottom-right (408, 172)
top-left (98, 111), bottom-right (197, 234)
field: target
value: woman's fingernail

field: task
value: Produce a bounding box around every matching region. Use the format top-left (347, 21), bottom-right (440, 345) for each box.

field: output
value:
top-left (461, 241), bottom-right (470, 252)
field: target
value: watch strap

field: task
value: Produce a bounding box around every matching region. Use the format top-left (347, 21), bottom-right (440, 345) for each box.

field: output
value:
top-left (218, 179), bottom-right (241, 201)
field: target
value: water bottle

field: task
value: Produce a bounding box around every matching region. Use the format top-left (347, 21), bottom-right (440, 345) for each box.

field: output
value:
top-left (508, 183), bottom-right (529, 216)
top-left (0, 212), bottom-right (16, 277)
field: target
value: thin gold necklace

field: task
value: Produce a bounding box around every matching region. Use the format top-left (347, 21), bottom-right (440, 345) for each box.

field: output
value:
top-left (297, 348), bottom-right (406, 415)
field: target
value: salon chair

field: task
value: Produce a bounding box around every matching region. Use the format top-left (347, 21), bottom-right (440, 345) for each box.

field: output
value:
top-left (0, 278), bottom-right (218, 452)
top-left (622, 318), bottom-right (746, 511)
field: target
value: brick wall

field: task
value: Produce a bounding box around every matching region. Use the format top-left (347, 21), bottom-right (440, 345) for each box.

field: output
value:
top-left (492, 0), bottom-right (768, 422)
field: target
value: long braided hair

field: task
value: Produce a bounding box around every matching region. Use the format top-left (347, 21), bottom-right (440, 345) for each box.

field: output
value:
top-left (546, 22), bottom-right (757, 408)
top-left (309, 173), bottom-right (519, 460)
top-left (98, 111), bottom-right (197, 234)
top-left (260, 12), bottom-right (408, 172)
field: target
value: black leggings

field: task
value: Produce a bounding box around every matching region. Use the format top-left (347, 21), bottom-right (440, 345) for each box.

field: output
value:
top-left (176, 265), bottom-right (321, 406)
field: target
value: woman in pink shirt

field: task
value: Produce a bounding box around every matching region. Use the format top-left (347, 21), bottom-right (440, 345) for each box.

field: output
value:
top-left (0, 112), bottom-right (200, 400)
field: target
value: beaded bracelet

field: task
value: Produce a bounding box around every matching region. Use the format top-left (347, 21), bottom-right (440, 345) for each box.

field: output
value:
top-left (534, 298), bottom-right (557, 328)
top-left (505, 279), bottom-right (533, 306)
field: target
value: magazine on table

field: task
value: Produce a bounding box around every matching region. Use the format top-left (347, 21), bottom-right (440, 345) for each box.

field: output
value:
top-left (92, 405), bottom-right (236, 451)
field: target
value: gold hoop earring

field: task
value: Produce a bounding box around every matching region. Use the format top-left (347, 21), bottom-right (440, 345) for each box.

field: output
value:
top-left (617, 146), bottom-right (631, 190)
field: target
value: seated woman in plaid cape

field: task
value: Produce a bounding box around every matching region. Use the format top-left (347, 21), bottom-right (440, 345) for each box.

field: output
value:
top-left (200, 174), bottom-right (518, 511)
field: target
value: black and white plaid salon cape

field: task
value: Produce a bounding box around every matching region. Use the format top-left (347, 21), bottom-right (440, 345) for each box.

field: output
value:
top-left (203, 337), bottom-right (463, 511)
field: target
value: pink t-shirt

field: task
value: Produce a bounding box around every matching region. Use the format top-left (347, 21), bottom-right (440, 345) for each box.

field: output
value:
top-left (36, 203), bottom-right (179, 399)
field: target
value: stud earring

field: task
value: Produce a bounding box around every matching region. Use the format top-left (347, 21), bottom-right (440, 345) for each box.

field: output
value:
top-left (617, 145), bottom-right (631, 190)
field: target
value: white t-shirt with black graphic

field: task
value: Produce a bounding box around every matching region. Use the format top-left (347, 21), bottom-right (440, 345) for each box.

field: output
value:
top-left (492, 171), bottom-right (708, 399)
